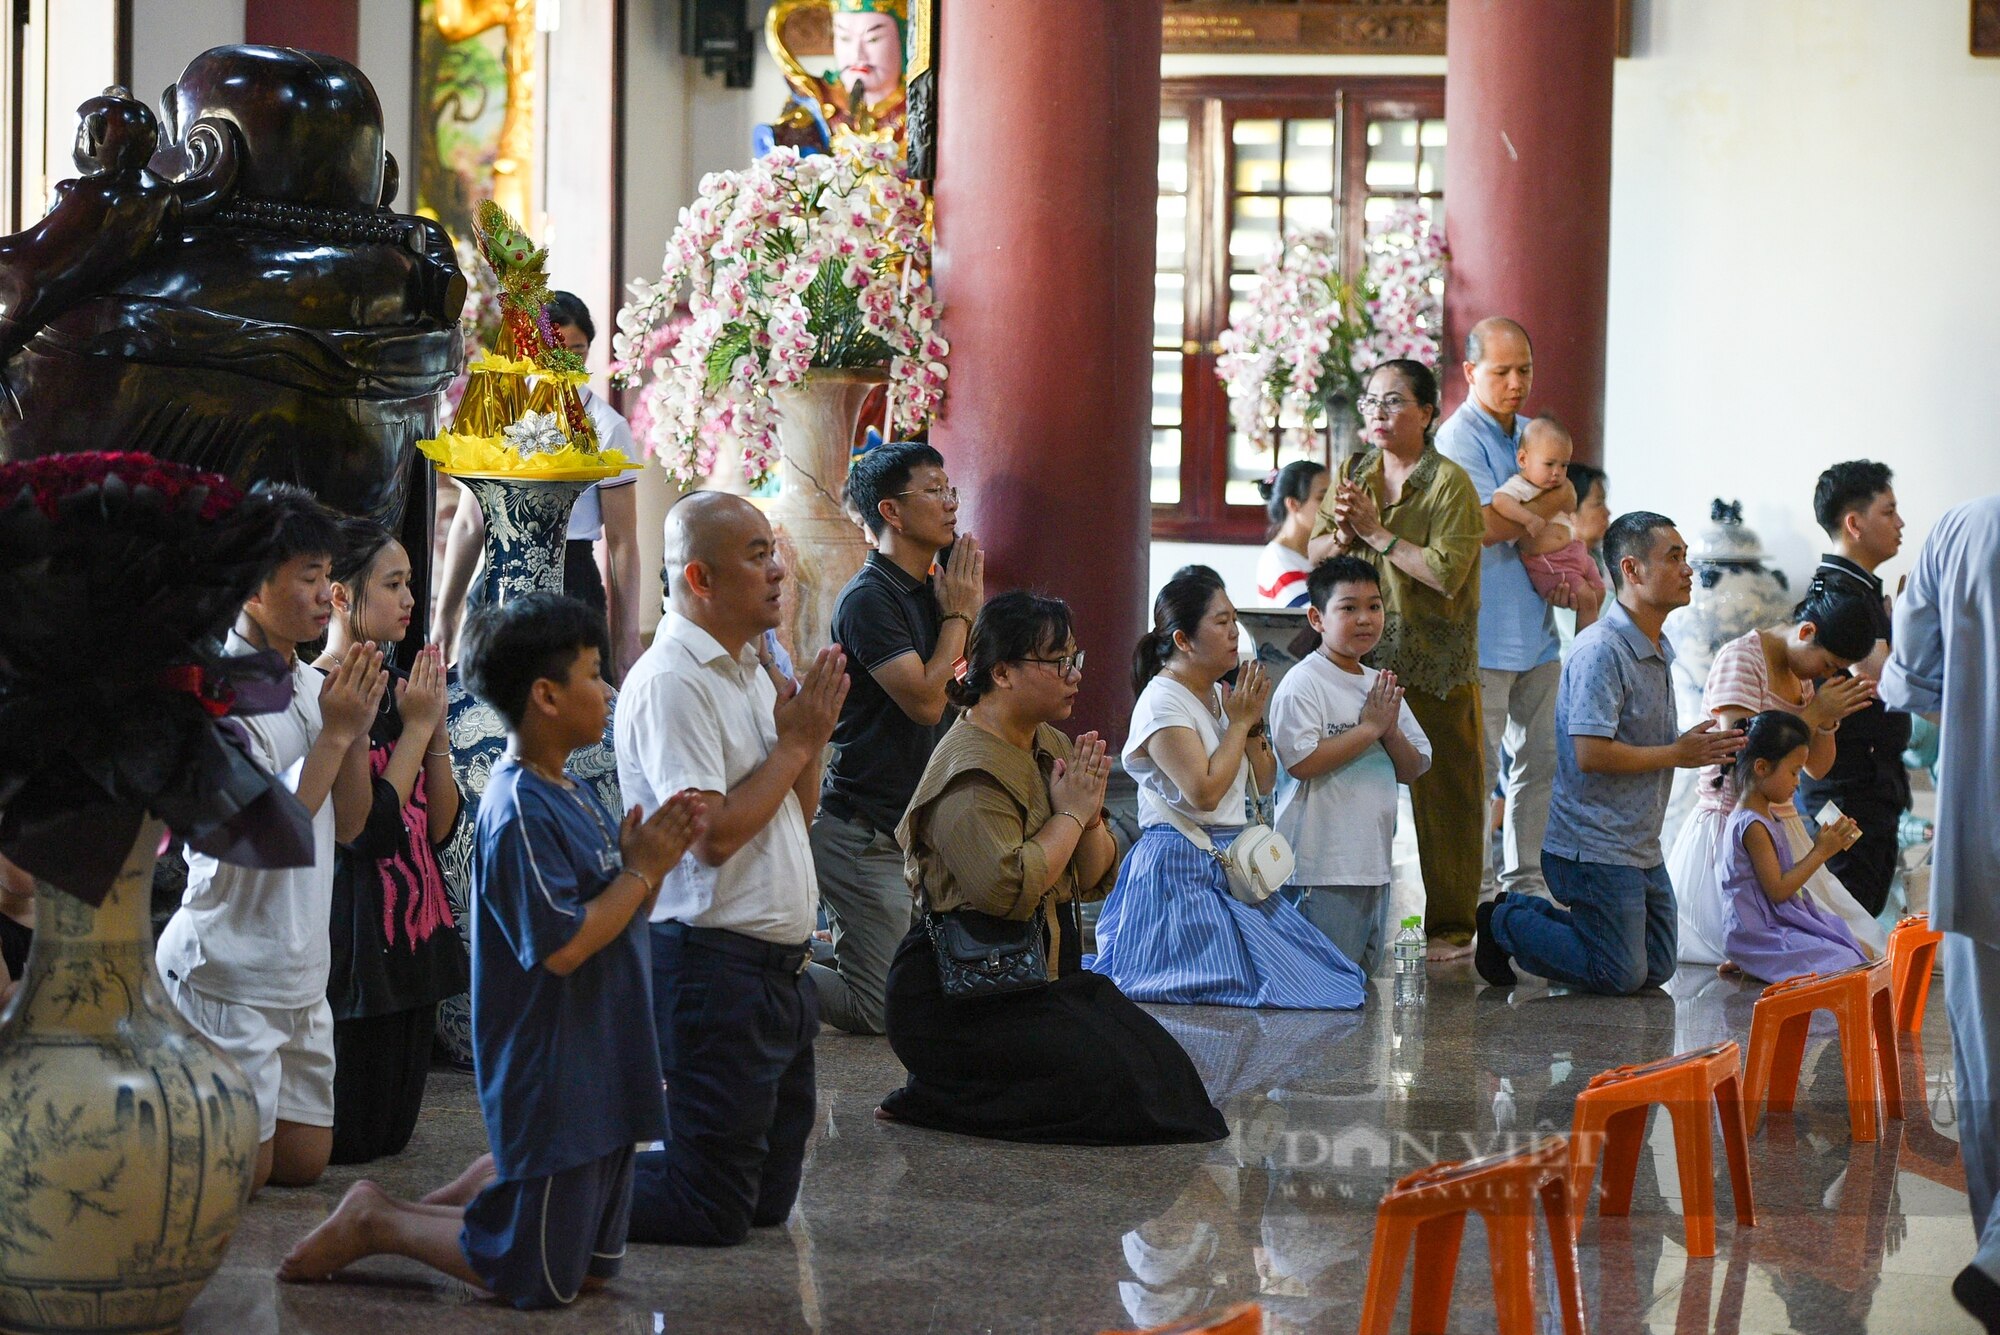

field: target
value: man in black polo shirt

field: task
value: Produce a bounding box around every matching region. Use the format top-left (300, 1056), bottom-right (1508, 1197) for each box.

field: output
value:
top-left (811, 441), bottom-right (983, 1033)
top-left (1798, 459), bottom-right (1910, 918)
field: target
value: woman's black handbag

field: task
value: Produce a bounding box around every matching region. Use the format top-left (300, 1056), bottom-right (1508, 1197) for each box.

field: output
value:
top-left (925, 907), bottom-right (1049, 998)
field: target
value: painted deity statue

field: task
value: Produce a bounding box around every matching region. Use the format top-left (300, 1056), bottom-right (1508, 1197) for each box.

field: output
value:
top-left (756, 0), bottom-right (908, 159)
top-left (0, 46), bottom-right (465, 639)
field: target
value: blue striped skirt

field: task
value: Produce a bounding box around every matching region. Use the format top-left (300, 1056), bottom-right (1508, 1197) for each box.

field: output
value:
top-left (1085, 824), bottom-right (1367, 1010)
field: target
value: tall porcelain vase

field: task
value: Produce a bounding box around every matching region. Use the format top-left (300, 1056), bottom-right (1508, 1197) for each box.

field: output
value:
top-left (0, 817), bottom-right (258, 1334)
top-left (434, 475), bottom-right (623, 1065)
top-left (768, 368), bottom-right (887, 661)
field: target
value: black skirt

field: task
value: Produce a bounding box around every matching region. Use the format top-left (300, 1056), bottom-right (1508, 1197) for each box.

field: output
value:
top-left (880, 922), bottom-right (1228, 1146)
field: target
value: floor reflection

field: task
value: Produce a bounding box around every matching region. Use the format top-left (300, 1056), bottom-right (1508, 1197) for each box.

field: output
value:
top-left (195, 961), bottom-right (1981, 1334)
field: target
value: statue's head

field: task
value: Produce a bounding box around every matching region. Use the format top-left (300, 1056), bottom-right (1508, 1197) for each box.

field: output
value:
top-left (158, 45), bottom-right (387, 210)
top-left (72, 88), bottom-right (159, 176)
top-left (831, 0), bottom-right (905, 103)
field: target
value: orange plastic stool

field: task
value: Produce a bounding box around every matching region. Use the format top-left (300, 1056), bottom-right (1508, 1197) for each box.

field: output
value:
top-left (1888, 914), bottom-right (1944, 1033)
top-left (1097, 1303), bottom-right (1263, 1335)
top-left (1742, 960), bottom-right (1902, 1141)
top-left (1357, 1135), bottom-right (1586, 1335)
top-left (1565, 1041), bottom-right (1755, 1257)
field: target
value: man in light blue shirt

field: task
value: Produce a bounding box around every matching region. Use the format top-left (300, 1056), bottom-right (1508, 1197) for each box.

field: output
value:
top-left (1437, 318), bottom-right (1567, 907)
top-left (1879, 494), bottom-right (2000, 1327)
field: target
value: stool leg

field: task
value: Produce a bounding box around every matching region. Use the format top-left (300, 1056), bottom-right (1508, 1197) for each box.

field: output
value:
top-left (1483, 1206), bottom-right (1538, 1335)
top-left (1713, 1072), bottom-right (1756, 1229)
top-left (1408, 1213), bottom-right (1466, 1335)
top-left (1597, 1103), bottom-right (1650, 1218)
top-left (1895, 944), bottom-right (1925, 1031)
top-left (1358, 1214), bottom-right (1416, 1335)
top-left (1837, 1000), bottom-right (1881, 1142)
top-left (1765, 1013), bottom-right (1811, 1123)
top-left (1743, 1008), bottom-right (1777, 1134)
top-left (1667, 1095), bottom-right (1719, 1258)
top-left (1908, 940), bottom-right (1938, 1031)
top-left (1873, 988), bottom-right (1904, 1121)
top-left (1565, 1102), bottom-right (1609, 1238)
top-left (1539, 1178), bottom-right (1588, 1335)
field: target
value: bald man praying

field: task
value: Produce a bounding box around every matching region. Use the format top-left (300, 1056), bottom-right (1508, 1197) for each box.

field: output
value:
top-left (614, 492), bottom-right (849, 1246)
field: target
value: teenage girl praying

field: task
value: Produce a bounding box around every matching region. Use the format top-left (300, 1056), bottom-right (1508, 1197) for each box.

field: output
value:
top-left (314, 518), bottom-right (469, 1164)
top-left (1716, 710), bottom-right (1868, 983)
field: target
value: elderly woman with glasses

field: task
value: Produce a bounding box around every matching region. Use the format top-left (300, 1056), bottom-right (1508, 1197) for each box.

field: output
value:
top-left (876, 591), bottom-right (1226, 1145)
top-left (1307, 359), bottom-right (1486, 961)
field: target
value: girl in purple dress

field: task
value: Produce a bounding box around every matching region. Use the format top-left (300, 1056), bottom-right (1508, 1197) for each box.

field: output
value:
top-left (1718, 710), bottom-right (1869, 983)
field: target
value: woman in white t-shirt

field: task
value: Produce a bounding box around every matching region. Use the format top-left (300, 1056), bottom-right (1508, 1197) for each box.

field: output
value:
top-left (1086, 568), bottom-right (1366, 1009)
top-left (1251, 460), bottom-right (1329, 609)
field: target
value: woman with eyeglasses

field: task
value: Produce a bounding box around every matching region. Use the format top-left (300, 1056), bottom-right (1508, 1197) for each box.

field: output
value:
top-left (1086, 567), bottom-right (1367, 1009)
top-left (1307, 359), bottom-right (1486, 962)
top-left (877, 592), bottom-right (1226, 1144)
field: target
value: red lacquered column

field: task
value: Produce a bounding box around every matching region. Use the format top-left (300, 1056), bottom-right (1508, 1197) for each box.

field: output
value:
top-left (1441, 0), bottom-right (1617, 464)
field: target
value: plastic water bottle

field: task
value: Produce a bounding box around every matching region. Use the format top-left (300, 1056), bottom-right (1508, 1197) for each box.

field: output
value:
top-left (1392, 915), bottom-right (1426, 1008)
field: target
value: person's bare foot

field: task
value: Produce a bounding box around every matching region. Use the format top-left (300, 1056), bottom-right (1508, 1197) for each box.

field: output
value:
top-left (1427, 940), bottom-right (1474, 963)
top-left (278, 1181), bottom-right (387, 1282)
top-left (1717, 961), bottom-right (1743, 978)
top-left (420, 1153), bottom-right (495, 1207)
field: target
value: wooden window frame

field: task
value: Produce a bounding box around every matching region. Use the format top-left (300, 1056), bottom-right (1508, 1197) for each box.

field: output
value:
top-left (1154, 74), bottom-right (1443, 545)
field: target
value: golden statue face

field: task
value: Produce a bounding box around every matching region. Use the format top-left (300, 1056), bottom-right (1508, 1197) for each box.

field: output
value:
top-left (832, 12), bottom-right (902, 103)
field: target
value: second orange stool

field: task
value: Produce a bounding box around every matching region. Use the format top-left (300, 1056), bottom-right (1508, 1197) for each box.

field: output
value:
top-left (1888, 913), bottom-right (1944, 1033)
top-left (1742, 960), bottom-right (1903, 1141)
top-left (1565, 1041), bottom-right (1755, 1258)
top-left (1357, 1135), bottom-right (1586, 1335)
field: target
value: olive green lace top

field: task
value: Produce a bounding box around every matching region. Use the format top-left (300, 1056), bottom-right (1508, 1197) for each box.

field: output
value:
top-left (1309, 445), bottom-right (1483, 698)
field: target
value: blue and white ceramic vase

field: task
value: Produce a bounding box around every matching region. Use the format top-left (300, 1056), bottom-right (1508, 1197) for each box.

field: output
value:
top-left (0, 818), bottom-right (259, 1333)
top-left (434, 475), bottom-right (622, 1064)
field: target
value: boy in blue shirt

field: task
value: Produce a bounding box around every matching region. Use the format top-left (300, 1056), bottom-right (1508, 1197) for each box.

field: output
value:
top-left (279, 593), bottom-right (705, 1309)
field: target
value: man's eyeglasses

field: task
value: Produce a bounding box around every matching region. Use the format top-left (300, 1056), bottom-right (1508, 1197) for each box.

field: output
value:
top-left (1356, 394), bottom-right (1411, 416)
top-left (1016, 651), bottom-right (1085, 678)
top-left (895, 485), bottom-right (958, 504)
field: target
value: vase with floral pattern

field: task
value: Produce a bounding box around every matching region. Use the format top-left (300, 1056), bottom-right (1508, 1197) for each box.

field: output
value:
top-left (0, 818), bottom-right (259, 1334)
top-left (433, 475), bottom-right (622, 1064)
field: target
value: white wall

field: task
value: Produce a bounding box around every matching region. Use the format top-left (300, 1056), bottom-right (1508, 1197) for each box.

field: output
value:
top-left (1605, 0), bottom-right (2000, 588)
top-left (358, 0), bottom-right (415, 206)
top-left (129, 0), bottom-right (242, 118)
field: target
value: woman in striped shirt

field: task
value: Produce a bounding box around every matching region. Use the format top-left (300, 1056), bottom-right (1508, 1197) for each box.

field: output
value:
top-left (1087, 568), bottom-right (1366, 1009)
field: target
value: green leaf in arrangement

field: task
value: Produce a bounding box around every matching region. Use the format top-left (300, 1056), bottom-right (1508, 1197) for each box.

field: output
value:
top-left (802, 260), bottom-right (893, 369)
top-left (704, 324), bottom-right (756, 394)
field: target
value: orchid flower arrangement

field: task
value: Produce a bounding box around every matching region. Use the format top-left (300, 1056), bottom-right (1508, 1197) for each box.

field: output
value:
top-left (1215, 205), bottom-right (1448, 445)
top-left (1358, 200), bottom-right (1448, 369)
top-left (612, 140), bottom-right (948, 487)
top-left (1215, 229), bottom-right (1371, 441)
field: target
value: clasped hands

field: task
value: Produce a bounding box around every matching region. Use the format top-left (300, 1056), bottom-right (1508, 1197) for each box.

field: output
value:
top-left (1328, 479), bottom-right (1385, 549)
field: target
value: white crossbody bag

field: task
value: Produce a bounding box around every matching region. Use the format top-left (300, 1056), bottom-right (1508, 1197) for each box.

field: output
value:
top-left (1161, 753), bottom-right (1295, 905)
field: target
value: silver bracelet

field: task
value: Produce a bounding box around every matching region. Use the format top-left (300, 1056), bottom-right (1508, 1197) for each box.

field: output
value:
top-left (426, 745), bottom-right (452, 757)
top-left (1052, 810), bottom-right (1087, 836)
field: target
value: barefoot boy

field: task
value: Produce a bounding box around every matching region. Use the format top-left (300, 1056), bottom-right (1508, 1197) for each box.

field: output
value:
top-left (281, 593), bottom-right (705, 1309)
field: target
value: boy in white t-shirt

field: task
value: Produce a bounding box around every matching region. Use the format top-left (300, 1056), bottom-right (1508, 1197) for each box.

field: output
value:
top-left (155, 487), bottom-right (386, 1193)
top-left (1269, 556), bottom-right (1432, 972)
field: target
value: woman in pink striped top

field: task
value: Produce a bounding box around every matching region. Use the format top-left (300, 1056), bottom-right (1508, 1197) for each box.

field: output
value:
top-left (1666, 586), bottom-right (1883, 966)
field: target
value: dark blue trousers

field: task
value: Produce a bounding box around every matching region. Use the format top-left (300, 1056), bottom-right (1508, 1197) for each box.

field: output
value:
top-left (628, 923), bottom-right (818, 1247)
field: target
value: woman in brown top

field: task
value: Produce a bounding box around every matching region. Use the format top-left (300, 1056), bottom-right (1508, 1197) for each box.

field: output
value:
top-left (878, 592), bottom-right (1227, 1145)
top-left (1309, 358), bottom-right (1485, 957)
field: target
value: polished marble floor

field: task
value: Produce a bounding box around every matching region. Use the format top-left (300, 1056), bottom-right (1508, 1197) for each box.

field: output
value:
top-left (192, 950), bottom-right (1981, 1335)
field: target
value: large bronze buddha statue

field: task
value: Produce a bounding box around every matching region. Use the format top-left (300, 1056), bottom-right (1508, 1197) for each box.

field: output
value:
top-left (0, 45), bottom-right (465, 632)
